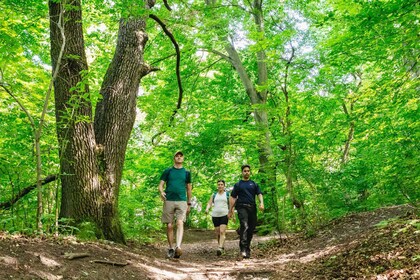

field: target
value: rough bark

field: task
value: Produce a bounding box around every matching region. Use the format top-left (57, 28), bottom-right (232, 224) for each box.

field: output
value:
top-left (93, 17), bottom-right (150, 242)
top-left (49, 0), bottom-right (153, 243)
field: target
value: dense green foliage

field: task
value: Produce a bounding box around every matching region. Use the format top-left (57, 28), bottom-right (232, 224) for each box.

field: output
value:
top-left (0, 0), bottom-right (418, 241)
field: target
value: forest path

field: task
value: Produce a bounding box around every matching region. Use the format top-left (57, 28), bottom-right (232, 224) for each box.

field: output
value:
top-left (0, 204), bottom-right (418, 280)
top-left (140, 205), bottom-right (416, 280)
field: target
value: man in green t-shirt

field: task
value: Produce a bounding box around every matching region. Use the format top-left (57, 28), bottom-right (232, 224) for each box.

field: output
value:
top-left (158, 151), bottom-right (192, 258)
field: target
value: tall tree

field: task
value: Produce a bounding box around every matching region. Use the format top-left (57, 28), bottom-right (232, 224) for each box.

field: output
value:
top-left (201, 0), bottom-right (280, 231)
top-left (48, 0), bottom-right (156, 243)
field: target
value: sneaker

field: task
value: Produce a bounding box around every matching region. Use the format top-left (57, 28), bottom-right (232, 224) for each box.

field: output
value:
top-left (244, 248), bottom-right (251, 259)
top-left (167, 248), bottom-right (175, 258)
top-left (216, 248), bottom-right (223, 256)
top-left (241, 250), bottom-right (247, 258)
top-left (174, 247), bottom-right (182, 258)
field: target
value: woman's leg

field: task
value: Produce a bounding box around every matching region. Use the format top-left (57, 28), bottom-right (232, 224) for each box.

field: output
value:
top-left (219, 224), bottom-right (227, 248)
top-left (214, 226), bottom-right (220, 244)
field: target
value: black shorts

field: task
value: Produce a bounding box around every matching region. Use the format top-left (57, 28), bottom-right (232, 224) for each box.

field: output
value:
top-left (212, 215), bottom-right (229, 227)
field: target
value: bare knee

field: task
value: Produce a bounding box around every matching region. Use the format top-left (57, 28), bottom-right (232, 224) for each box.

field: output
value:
top-left (167, 223), bottom-right (174, 231)
top-left (174, 220), bottom-right (183, 231)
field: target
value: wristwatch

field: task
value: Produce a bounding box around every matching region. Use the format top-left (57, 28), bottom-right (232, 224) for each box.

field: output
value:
top-left (187, 202), bottom-right (192, 206)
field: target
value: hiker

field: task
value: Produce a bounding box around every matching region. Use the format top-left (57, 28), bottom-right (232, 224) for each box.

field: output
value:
top-left (228, 164), bottom-right (264, 259)
top-left (205, 180), bottom-right (230, 256)
top-left (158, 151), bottom-right (192, 259)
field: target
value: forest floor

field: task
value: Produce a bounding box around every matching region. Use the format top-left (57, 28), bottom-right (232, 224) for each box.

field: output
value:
top-left (1, 204), bottom-right (419, 280)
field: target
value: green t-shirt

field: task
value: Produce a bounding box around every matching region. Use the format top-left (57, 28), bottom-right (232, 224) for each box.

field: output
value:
top-left (160, 167), bottom-right (191, 201)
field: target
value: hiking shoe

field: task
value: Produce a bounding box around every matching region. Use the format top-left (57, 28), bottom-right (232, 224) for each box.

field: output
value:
top-left (216, 248), bottom-right (223, 256)
top-left (167, 248), bottom-right (175, 258)
top-left (174, 247), bottom-right (182, 258)
top-left (244, 248), bottom-right (251, 259)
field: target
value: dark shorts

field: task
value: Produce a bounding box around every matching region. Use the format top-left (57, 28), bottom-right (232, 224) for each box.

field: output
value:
top-left (212, 215), bottom-right (228, 227)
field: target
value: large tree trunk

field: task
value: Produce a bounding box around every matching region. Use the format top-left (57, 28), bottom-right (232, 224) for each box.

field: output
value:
top-left (93, 17), bottom-right (151, 242)
top-left (49, 0), bottom-right (153, 243)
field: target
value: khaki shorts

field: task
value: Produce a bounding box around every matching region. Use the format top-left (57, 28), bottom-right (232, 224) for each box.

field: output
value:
top-left (161, 201), bottom-right (188, 224)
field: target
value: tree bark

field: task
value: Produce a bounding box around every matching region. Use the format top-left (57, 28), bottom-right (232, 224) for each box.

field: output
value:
top-left (49, 0), bottom-right (153, 243)
top-left (342, 121), bottom-right (355, 165)
top-left (93, 17), bottom-right (151, 242)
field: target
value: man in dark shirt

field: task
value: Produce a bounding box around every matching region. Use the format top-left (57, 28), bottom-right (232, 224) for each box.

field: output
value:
top-left (228, 164), bottom-right (264, 259)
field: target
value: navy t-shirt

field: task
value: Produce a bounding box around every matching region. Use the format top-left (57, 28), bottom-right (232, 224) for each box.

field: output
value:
top-left (231, 180), bottom-right (262, 206)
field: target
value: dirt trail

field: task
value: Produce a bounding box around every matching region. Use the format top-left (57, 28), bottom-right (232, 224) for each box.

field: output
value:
top-left (0, 205), bottom-right (418, 280)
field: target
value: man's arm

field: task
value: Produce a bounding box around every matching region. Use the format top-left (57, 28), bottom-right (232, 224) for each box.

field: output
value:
top-left (258, 193), bottom-right (264, 211)
top-left (158, 180), bottom-right (166, 201)
top-left (228, 196), bottom-right (237, 219)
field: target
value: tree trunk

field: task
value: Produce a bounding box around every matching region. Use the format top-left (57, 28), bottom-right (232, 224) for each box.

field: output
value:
top-left (49, 0), bottom-right (153, 243)
top-left (223, 1), bottom-right (280, 231)
top-left (342, 121), bottom-right (355, 165)
top-left (93, 17), bottom-right (151, 242)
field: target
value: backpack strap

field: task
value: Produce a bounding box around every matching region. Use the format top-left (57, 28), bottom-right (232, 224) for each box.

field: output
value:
top-left (213, 191), bottom-right (230, 206)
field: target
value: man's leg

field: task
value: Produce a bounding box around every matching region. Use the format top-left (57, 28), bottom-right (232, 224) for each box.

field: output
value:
top-left (175, 218), bottom-right (184, 248)
top-left (167, 222), bottom-right (174, 248)
top-left (246, 207), bottom-right (257, 257)
top-left (237, 206), bottom-right (249, 256)
top-left (162, 201), bottom-right (176, 258)
top-left (174, 201), bottom-right (188, 258)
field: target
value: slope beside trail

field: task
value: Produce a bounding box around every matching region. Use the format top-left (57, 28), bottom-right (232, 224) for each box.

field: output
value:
top-left (0, 204), bottom-right (418, 280)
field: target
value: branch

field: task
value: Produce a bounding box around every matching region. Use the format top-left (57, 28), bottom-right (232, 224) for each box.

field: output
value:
top-left (281, 45), bottom-right (295, 96)
top-left (150, 57), bottom-right (224, 146)
top-left (163, 0), bottom-right (172, 11)
top-left (151, 53), bottom-right (177, 65)
top-left (0, 83), bottom-right (36, 131)
top-left (141, 63), bottom-right (160, 75)
top-left (149, 14), bottom-right (183, 123)
top-left (203, 48), bottom-right (232, 62)
top-left (0, 175), bottom-right (57, 210)
top-left (64, 252), bottom-right (90, 260)
top-left (151, 130), bottom-right (165, 146)
top-left (92, 259), bottom-right (128, 266)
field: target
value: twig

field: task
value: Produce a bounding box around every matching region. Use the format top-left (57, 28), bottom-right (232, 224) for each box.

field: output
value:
top-left (64, 252), bottom-right (90, 260)
top-left (92, 259), bottom-right (128, 266)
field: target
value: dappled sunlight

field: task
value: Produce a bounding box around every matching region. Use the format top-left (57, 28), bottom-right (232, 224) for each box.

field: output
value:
top-left (27, 269), bottom-right (63, 280)
top-left (0, 206), bottom-right (418, 279)
top-left (26, 251), bottom-right (61, 267)
top-left (298, 245), bottom-right (339, 263)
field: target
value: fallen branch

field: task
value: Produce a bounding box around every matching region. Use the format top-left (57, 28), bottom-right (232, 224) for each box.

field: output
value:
top-left (63, 253), bottom-right (90, 260)
top-left (92, 259), bottom-right (128, 266)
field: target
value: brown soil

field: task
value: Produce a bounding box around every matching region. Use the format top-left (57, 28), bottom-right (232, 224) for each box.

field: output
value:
top-left (1, 205), bottom-right (419, 279)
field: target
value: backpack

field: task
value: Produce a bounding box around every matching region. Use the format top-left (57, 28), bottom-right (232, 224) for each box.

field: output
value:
top-left (212, 191), bottom-right (229, 206)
